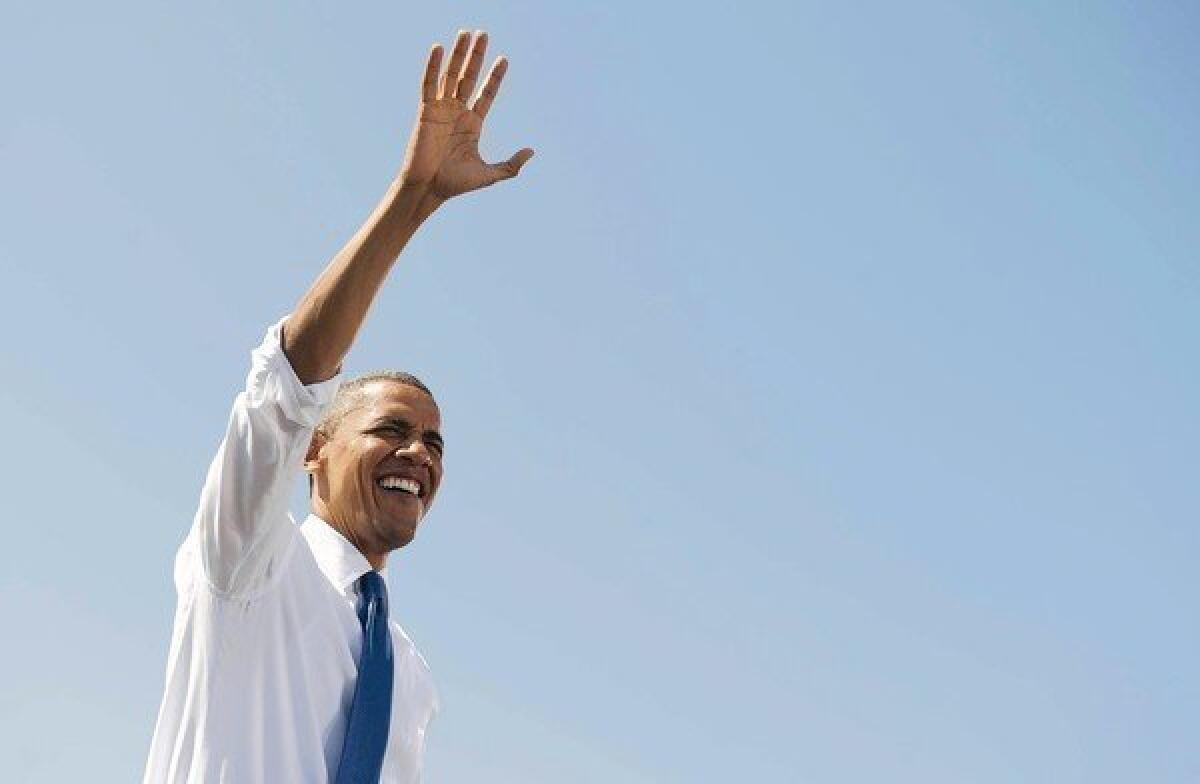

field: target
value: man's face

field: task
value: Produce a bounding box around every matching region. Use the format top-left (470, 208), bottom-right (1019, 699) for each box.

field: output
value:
top-left (307, 380), bottom-right (444, 559)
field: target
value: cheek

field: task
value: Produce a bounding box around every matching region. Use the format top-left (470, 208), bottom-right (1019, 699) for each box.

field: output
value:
top-left (329, 448), bottom-right (378, 509)
top-left (353, 456), bottom-right (381, 506)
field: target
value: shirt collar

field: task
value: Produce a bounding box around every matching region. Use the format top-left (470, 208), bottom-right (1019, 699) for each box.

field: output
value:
top-left (299, 514), bottom-right (381, 596)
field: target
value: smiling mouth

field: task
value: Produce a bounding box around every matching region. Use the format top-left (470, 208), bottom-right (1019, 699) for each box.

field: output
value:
top-left (376, 476), bottom-right (424, 501)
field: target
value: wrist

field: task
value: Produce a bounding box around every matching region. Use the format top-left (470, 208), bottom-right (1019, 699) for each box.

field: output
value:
top-left (382, 177), bottom-right (444, 227)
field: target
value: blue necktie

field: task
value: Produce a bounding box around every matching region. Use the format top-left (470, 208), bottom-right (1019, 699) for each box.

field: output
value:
top-left (335, 571), bottom-right (394, 784)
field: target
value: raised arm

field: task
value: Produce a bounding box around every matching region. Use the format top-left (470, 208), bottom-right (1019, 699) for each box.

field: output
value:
top-left (283, 29), bottom-right (534, 383)
top-left (187, 30), bottom-right (531, 597)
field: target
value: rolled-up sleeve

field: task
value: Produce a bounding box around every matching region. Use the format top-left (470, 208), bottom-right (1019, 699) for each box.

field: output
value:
top-left (188, 316), bottom-right (342, 597)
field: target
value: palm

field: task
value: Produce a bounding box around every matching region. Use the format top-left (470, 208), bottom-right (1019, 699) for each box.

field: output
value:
top-left (401, 31), bottom-right (533, 201)
top-left (406, 100), bottom-right (490, 198)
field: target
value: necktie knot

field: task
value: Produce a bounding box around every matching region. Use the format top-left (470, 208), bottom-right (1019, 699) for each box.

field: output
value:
top-left (358, 571), bottom-right (387, 603)
top-left (356, 571), bottom-right (389, 628)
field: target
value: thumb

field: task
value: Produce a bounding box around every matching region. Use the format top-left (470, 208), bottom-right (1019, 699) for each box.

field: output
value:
top-left (489, 147), bottom-right (535, 182)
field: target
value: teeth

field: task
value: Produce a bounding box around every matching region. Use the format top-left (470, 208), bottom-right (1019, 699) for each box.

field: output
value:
top-left (378, 477), bottom-right (421, 496)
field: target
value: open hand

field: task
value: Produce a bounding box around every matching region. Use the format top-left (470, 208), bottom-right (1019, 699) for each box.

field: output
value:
top-left (401, 30), bottom-right (534, 200)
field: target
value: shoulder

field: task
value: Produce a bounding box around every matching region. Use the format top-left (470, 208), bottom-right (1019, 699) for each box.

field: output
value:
top-left (390, 619), bottom-right (437, 700)
top-left (390, 619), bottom-right (440, 723)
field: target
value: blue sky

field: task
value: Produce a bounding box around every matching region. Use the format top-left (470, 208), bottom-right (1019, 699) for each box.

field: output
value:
top-left (1, 2), bottom-right (1197, 781)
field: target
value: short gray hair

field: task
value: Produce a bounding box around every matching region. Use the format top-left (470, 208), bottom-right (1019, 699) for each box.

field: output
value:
top-left (316, 370), bottom-right (435, 438)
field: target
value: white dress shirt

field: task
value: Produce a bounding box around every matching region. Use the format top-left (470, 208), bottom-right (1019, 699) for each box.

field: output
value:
top-left (142, 318), bottom-right (438, 784)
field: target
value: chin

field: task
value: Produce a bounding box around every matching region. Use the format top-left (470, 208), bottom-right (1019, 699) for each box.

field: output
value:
top-left (382, 520), bottom-right (419, 551)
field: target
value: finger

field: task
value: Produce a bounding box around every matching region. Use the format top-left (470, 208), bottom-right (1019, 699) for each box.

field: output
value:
top-left (471, 56), bottom-right (508, 119)
top-left (421, 44), bottom-right (443, 103)
top-left (438, 30), bottom-right (472, 100)
top-left (455, 30), bottom-right (488, 101)
top-left (488, 147), bottom-right (535, 183)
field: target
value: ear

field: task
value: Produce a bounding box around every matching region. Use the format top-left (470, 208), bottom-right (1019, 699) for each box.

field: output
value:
top-left (304, 429), bottom-right (327, 475)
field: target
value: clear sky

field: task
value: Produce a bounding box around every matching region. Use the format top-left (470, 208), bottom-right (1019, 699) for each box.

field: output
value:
top-left (1, 2), bottom-right (1197, 782)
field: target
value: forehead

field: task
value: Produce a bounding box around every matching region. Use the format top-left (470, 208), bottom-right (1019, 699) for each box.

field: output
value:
top-left (347, 380), bottom-right (441, 428)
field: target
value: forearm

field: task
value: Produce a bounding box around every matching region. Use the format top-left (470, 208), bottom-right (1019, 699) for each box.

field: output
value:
top-left (283, 178), bottom-right (443, 384)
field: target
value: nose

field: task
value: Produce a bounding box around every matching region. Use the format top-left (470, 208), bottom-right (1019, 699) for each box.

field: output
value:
top-left (392, 437), bottom-right (433, 466)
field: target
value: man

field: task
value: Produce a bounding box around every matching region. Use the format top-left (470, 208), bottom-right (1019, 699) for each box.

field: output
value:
top-left (142, 29), bottom-right (533, 784)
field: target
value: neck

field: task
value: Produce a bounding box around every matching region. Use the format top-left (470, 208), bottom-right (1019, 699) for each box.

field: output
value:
top-left (310, 504), bottom-right (389, 570)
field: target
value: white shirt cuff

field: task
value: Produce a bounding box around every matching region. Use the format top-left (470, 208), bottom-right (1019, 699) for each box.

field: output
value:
top-left (246, 315), bottom-right (343, 428)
